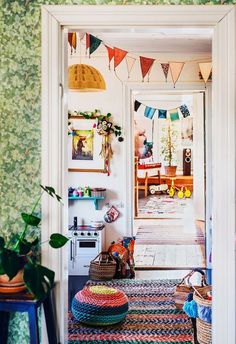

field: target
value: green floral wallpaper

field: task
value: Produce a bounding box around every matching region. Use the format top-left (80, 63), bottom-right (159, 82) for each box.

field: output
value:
top-left (0, 0), bottom-right (235, 343)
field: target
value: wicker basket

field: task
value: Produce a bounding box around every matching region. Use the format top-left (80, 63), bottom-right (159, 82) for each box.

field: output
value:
top-left (196, 318), bottom-right (212, 344)
top-left (174, 269), bottom-right (207, 310)
top-left (89, 252), bottom-right (116, 281)
top-left (193, 285), bottom-right (212, 344)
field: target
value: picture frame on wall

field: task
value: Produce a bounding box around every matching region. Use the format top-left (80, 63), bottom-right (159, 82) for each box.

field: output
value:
top-left (68, 117), bottom-right (106, 172)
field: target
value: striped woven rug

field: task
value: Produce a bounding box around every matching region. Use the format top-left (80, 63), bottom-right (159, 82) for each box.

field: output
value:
top-left (68, 279), bottom-right (194, 344)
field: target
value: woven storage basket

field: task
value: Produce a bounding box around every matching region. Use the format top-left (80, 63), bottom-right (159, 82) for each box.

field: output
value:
top-left (193, 285), bottom-right (212, 344)
top-left (196, 318), bottom-right (212, 344)
top-left (174, 269), bottom-right (207, 310)
top-left (89, 252), bottom-right (116, 281)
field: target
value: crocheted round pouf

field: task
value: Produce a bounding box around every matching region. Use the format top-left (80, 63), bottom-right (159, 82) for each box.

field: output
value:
top-left (71, 285), bottom-right (129, 326)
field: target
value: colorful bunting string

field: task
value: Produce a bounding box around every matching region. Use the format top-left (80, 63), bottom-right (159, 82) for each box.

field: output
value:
top-left (68, 32), bottom-right (212, 87)
top-left (134, 99), bottom-right (191, 121)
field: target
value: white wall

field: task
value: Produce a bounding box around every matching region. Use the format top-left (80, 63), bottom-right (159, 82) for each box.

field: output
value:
top-left (68, 46), bottom-right (210, 247)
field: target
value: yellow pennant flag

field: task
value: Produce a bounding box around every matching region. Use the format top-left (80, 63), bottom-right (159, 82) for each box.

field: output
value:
top-left (169, 62), bottom-right (185, 88)
top-left (199, 62), bottom-right (212, 85)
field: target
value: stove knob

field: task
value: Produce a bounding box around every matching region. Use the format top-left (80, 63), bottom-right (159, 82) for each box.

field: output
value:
top-left (94, 232), bottom-right (98, 236)
top-left (87, 232), bottom-right (91, 236)
top-left (81, 232), bottom-right (84, 236)
top-left (73, 232), bottom-right (78, 236)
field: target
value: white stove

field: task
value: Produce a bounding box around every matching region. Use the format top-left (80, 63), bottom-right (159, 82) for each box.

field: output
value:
top-left (68, 225), bottom-right (105, 276)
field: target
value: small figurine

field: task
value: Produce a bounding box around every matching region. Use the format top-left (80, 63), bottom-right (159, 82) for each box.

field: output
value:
top-left (83, 186), bottom-right (91, 197)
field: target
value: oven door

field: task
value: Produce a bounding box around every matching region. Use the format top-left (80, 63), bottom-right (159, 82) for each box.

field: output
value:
top-left (75, 238), bottom-right (99, 257)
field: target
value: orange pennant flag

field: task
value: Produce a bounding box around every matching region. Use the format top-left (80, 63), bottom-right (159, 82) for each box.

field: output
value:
top-left (105, 46), bottom-right (114, 70)
top-left (199, 62), bottom-right (212, 86)
top-left (140, 56), bottom-right (155, 81)
top-left (169, 62), bottom-right (185, 87)
top-left (114, 47), bottom-right (128, 70)
top-left (68, 33), bottom-right (77, 54)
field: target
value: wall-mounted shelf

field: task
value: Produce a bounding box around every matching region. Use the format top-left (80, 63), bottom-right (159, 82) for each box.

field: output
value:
top-left (68, 196), bottom-right (105, 210)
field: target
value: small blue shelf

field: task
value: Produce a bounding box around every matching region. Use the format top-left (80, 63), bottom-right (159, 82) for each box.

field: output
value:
top-left (68, 196), bottom-right (105, 210)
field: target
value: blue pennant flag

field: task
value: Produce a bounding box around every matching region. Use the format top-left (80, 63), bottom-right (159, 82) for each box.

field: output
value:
top-left (144, 106), bottom-right (156, 119)
top-left (179, 104), bottom-right (190, 118)
top-left (158, 109), bottom-right (167, 119)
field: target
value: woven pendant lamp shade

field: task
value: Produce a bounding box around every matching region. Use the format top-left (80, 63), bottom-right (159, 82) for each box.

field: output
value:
top-left (68, 64), bottom-right (106, 92)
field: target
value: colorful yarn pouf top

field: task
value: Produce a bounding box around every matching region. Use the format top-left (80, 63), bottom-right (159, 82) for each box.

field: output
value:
top-left (71, 285), bottom-right (129, 326)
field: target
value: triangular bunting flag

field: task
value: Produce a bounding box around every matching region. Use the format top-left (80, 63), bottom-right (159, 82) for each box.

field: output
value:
top-left (179, 104), bottom-right (190, 118)
top-left (158, 109), bottom-right (167, 119)
top-left (134, 100), bottom-right (142, 112)
top-left (79, 32), bottom-right (85, 41)
top-left (86, 33), bottom-right (90, 54)
top-left (169, 108), bottom-right (180, 121)
top-left (169, 62), bottom-right (185, 88)
top-left (161, 63), bottom-right (170, 82)
top-left (125, 56), bottom-right (136, 78)
top-left (105, 46), bottom-right (114, 70)
top-left (199, 62), bottom-right (212, 86)
top-left (140, 56), bottom-right (155, 82)
top-left (114, 48), bottom-right (128, 70)
top-left (68, 33), bottom-right (77, 54)
top-left (144, 106), bottom-right (156, 119)
top-left (89, 34), bottom-right (102, 56)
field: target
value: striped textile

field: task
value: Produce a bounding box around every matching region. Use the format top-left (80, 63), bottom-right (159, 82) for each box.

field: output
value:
top-left (68, 279), bottom-right (194, 344)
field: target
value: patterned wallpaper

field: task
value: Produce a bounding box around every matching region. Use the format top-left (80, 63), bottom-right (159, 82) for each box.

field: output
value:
top-left (0, 1), bottom-right (235, 343)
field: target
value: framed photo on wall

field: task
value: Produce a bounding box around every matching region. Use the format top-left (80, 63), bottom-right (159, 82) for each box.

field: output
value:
top-left (68, 117), bottom-right (106, 172)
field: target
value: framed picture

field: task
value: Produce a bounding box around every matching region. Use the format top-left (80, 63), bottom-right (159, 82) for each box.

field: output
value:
top-left (68, 117), bottom-right (106, 172)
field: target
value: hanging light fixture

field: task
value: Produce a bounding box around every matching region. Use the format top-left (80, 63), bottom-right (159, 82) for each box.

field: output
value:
top-left (68, 64), bottom-right (106, 92)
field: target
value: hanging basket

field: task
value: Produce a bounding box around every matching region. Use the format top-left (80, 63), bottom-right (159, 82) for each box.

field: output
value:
top-left (89, 252), bottom-right (117, 281)
top-left (173, 269), bottom-right (207, 310)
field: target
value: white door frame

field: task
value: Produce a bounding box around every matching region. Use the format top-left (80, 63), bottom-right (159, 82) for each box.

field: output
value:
top-left (124, 83), bottom-right (209, 233)
top-left (41, 5), bottom-right (236, 344)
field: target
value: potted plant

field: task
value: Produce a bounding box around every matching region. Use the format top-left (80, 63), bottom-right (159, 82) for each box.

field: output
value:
top-left (0, 185), bottom-right (68, 300)
top-left (161, 122), bottom-right (178, 177)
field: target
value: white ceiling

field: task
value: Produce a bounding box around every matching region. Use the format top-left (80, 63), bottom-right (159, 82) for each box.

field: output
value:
top-left (82, 28), bottom-right (213, 53)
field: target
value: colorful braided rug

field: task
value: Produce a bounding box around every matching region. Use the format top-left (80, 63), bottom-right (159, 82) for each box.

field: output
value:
top-left (68, 279), bottom-right (194, 344)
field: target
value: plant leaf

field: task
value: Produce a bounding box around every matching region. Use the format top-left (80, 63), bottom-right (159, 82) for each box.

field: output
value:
top-left (21, 213), bottom-right (41, 226)
top-left (0, 249), bottom-right (21, 280)
top-left (0, 237), bottom-right (5, 250)
top-left (49, 233), bottom-right (69, 248)
top-left (23, 263), bottom-right (55, 300)
top-left (18, 239), bottom-right (32, 255)
top-left (40, 185), bottom-right (62, 203)
top-left (106, 113), bottom-right (112, 118)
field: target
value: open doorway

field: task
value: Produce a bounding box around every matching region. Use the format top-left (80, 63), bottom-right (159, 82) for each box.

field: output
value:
top-left (133, 92), bottom-right (207, 270)
top-left (41, 5), bottom-right (236, 344)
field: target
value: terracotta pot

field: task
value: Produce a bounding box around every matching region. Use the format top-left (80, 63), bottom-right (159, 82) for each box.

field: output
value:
top-left (0, 270), bottom-right (27, 293)
top-left (0, 254), bottom-right (29, 293)
top-left (164, 166), bottom-right (177, 177)
top-left (0, 270), bottom-right (25, 287)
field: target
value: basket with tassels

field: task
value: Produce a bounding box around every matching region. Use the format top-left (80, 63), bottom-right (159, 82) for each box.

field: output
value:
top-left (193, 285), bottom-right (212, 344)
